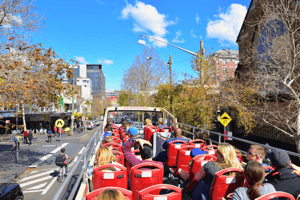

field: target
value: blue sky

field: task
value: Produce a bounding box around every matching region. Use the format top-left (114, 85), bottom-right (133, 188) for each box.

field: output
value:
top-left (33, 0), bottom-right (250, 90)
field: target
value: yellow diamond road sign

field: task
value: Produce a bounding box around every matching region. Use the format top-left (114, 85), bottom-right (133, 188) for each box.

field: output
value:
top-left (55, 119), bottom-right (65, 128)
top-left (218, 112), bottom-right (232, 127)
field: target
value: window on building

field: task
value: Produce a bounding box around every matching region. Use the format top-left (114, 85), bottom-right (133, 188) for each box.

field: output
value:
top-left (230, 67), bottom-right (233, 72)
top-left (222, 59), bottom-right (226, 63)
top-left (223, 67), bottom-right (227, 73)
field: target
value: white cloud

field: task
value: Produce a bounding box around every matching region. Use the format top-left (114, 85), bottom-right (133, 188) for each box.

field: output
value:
top-left (195, 13), bottom-right (200, 24)
top-left (206, 4), bottom-right (247, 44)
top-left (121, 1), bottom-right (176, 48)
top-left (172, 30), bottom-right (185, 43)
top-left (190, 30), bottom-right (197, 38)
top-left (97, 58), bottom-right (113, 65)
top-left (75, 56), bottom-right (88, 64)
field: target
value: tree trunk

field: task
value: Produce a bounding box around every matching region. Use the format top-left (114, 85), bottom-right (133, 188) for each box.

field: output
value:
top-left (22, 104), bottom-right (27, 131)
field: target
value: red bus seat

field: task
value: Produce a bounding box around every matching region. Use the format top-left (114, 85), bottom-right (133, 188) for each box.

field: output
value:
top-left (112, 125), bottom-right (119, 133)
top-left (210, 168), bottom-right (245, 200)
top-left (144, 125), bottom-right (154, 141)
top-left (93, 164), bottom-right (127, 190)
top-left (86, 187), bottom-right (133, 200)
top-left (255, 192), bottom-right (295, 200)
top-left (112, 150), bottom-right (124, 166)
top-left (130, 162), bottom-right (164, 200)
top-left (177, 145), bottom-right (195, 173)
top-left (139, 184), bottom-right (182, 200)
top-left (101, 142), bottom-right (122, 149)
top-left (147, 127), bottom-right (158, 143)
top-left (126, 149), bottom-right (140, 178)
top-left (186, 154), bottom-right (217, 192)
top-left (122, 132), bottom-right (129, 139)
top-left (236, 154), bottom-right (243, 164)
top-left (112, 136), bottom-right (122, 144)
top-left (123, 136), bottom-right (130, 143)
top-left (166, 140), bottom-right (188, 167)
top-left (202, 145), bottom-right (218, 156)
top-left (189, 139), bottom-right (206, 149)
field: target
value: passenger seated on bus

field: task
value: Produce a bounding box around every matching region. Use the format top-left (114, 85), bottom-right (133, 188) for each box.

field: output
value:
top-left (104, 136), bottom-right (114, 150)
top-left (96, 189), bottom-right (126, 200)
top-left (145, 118), bottom-right (153, 126)
top-left (190, 143), bottom-right (242, 200)
top-left (232, 161), bottom-right (276, 200)
top-left (122, 138), bottom-right (163, 169)
top-left (103, 124), bottom-right (113, 138)
top-left (194, 129), bottom-right (212, 145)
top-left (157, 118), bottom-right (168, 129)
top-left (247, 145), bottom-right (268, 166)
top-left (265, 149), bottom-right (300, 198)
top-left (120, 119), bottom-right (128, 132)
top-left (95, 147), bottom-right (121, 168)
top-left (123, 127), bottom-right (138, 145)
top-left (153, 128), bottom-right (188, 163)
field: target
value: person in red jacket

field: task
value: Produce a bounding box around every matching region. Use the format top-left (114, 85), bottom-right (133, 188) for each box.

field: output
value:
top-left (54, 126), bottom-right (58, 137)
top-left (23, 129), bottom-right (28, 144)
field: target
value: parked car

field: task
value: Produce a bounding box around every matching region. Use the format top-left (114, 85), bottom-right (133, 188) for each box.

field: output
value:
top-left (86, 123), bottom-right (93, 130)
top-left (0, 183), bottom-right (23, 200)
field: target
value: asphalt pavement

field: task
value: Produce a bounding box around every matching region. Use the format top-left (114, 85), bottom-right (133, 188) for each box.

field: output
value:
top-left (0, 128), bottom-right (96, 185)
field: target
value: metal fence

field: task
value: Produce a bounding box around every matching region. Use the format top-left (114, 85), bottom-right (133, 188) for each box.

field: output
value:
top-left (52, 123), bottom-right (103, 200)
top-left (178, 123), bottom-right (300, 159)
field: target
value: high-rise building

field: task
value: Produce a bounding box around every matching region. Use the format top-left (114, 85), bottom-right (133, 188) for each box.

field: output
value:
top-left (72, 64), bottom-right (105, 96)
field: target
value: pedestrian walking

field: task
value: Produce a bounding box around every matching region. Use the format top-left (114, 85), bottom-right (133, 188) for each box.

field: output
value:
top-left (58, 128), bottom-right (63, 142)
top-left (28, 130), bottom-right (33, 145)
top-left (54, 126), bottom-right (57, 137)
top-left (47, 129), bottom-right (52, 142)
top-left (14, 134), bottom-right (21, 150)
top-left (23, 129), bottom-right (28, 144)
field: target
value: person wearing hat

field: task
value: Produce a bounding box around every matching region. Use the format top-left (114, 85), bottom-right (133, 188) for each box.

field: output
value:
top-left (153, 128), bottom-right (188, 163)
top-left (265, 149), bottom-right (300, 198)
top-left (123, 126), bottom-right (138, 145)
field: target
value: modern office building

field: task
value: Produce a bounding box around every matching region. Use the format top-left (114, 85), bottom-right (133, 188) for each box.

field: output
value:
top-left (72, 64), bottom-right (105, 96)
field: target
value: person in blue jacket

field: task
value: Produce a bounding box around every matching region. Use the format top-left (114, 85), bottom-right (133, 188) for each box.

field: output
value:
top-left (153, 128), bottom-right (188, 163)
top-left (103, 124), bottom-right (113, 138)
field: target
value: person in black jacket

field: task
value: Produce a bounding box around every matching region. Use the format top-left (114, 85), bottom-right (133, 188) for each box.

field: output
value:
top-left (27, 131), bottom-right (33, 145)
top-left (265, 149), bottom-right (300, 198)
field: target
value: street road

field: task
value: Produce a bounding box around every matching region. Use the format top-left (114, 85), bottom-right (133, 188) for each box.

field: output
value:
top-left (0, 127), bottom-right (98, 200)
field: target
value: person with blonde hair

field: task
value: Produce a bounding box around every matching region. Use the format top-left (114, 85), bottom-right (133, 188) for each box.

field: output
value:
top-left (95, 147), bottom-right (118, 167)
top-left (145, 118), bottom-right (152, 126)
top-left (96, 189), bottom-right (126, 200)
top-left (191, 143), bottom-right (242, 200)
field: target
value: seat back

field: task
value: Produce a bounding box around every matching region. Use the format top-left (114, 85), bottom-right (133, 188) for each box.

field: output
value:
top-left (93, 164), bottom-right (127, 190)
top-left (166, 140), bottom-right (188, 167)
top-left (186, 155), bottom-right (217, 192)
top-left (255, 192), bottom-right (295, 200)
top-left (144, 125), bottom-right (154, 142)
top-left (159, 127), bottom-right (170, 133)
top-left (189, 139), bottom-right (206, 149)
top-left (86, 187), bottom-right (133, 200)
top-left (210, 168), bottom-right (245, 200)
top-left (112, 150), bottom-right (124, 166)
top-left (130, 162), bottom-right (164, 200)
top-left (177, 145), bottom-right (195, 173)
top-left (236, 154), bottom-right (243, 164)
top-left (139, 184), bottom-right (182, 200)
top-left (202, 145), bottom-right (218, 156)
top-left (126, 149), bottom-right (140, 178)
top-left (122, 132), bottom-right (129, 139)
top-left (112, 125), bottom-right (119, 133)
top-left (123, 136), bottom-right (130, 143)
top-left (297, 194), bottom-right (300, 200)
top-left (147, 126), bottom-right (157, 143)
top-left (101, 143), bottom-right (122, 149)
top-left (112, 136), bottom-right (121, 144)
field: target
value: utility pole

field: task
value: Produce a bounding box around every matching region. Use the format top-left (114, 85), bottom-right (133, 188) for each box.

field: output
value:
top-left (168, 54), bottom-right (173, 85)
top-left (69, 76), bottom-right (75, 136)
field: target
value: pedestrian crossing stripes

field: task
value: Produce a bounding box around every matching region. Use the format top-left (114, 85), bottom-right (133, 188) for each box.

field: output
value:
top-left (19, 169), bottom-right (57, 195)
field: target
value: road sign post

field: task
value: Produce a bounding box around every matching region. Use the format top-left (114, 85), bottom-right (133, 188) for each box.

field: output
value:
top-left (218, 112), bottom-right (232, 142)
top-left (55, 119), bottom-right (65, 147)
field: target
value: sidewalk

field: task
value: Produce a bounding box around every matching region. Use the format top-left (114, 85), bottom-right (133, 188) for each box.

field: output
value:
top-left (0, 129), bottom-right (93, 183)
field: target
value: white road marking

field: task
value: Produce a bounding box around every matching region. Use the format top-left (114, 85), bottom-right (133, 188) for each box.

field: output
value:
top-left (78, 147), bottom-right (85, 154)
top-left (42, 145), bottom-right (56, 147)
top-left (27, 182), bottom-right (47, 190)
top-left (20, 176), bottom-right (52, 187)
top-left (41, 177), bottom-right (56, 195)
top-left (29, 143), bottom-right (68, 168)
top-left (20, 170), bottom-right (54, 182)
top-left (30, 171), bottom-right (39, 174)
top-left (23, 189), bottom-right (44, 193)
top-left (74, 156), bottom-right (78, 162)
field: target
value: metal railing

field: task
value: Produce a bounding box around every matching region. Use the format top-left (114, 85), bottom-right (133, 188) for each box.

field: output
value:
top-left (178, 123), bottom-right (300, 159)
top-left (52, 123), bottom-right (103, 200)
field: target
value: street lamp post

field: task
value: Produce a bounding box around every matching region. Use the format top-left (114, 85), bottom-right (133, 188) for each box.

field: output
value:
top-left (69, 76), bottom-right (75, 136)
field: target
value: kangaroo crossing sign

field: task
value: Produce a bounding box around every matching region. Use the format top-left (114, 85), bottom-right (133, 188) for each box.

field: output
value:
top-left (218, 112), bottom-right (232, 127)
top-left (55, 119), bottom-right (65, 128)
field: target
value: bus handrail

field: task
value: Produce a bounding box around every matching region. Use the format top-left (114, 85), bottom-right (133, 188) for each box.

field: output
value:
top-left (178, 122), bottom-right (300, 158)
top-left (52, 123), bottom-right (103, 200)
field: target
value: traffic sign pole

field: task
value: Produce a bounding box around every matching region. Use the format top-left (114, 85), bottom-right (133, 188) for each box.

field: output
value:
top-left (218, 112), bottom-right (232, 142)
